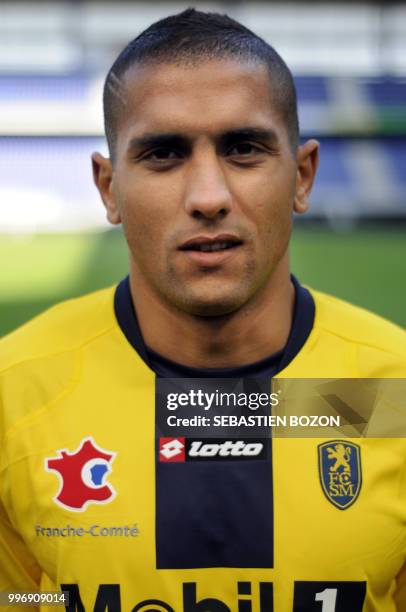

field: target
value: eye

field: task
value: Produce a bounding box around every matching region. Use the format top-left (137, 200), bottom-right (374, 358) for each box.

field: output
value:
top-left (227, 142), bottom-right (263, 157)
top-left (144, 148), bottom-right (182, 161)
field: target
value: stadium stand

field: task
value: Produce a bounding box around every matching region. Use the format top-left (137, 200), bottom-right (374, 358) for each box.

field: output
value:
top-left (0, 2), bottom-right (405, 231)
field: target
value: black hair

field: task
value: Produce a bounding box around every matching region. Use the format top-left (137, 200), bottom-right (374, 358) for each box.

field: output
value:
top-left (103, 8), bottom-right (299, 160)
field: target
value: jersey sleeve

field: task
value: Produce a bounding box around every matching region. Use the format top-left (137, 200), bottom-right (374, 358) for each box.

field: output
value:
top-left (0, 498), bottom-right (42, 607)
top-left (394, 561), bottom-right (406, 610)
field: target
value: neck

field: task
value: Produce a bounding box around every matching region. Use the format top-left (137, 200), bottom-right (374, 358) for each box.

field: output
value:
top-left (130, 256), bottom-right (295, 369)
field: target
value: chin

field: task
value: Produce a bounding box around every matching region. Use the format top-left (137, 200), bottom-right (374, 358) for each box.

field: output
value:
top-left (158, 274), bottom-right (255, 317)
top-left (172, 292), bottom-right (246, 318)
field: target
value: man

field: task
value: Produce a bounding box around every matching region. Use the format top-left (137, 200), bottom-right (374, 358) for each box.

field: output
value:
top-left (1, 8), bottom-right (405, 612)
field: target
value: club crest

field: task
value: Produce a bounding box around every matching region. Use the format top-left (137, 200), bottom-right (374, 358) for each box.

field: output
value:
top-left (318, 440), bottom-right (362, 510)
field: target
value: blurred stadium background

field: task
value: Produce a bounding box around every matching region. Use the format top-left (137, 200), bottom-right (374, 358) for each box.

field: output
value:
top-left (0, 0), bottom-right (405, 336)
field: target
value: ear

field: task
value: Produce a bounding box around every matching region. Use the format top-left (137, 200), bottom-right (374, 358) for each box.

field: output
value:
top-left (91, 152), bottom-right (121, 225)
top-left (294, 139), bottom-right (320, 215)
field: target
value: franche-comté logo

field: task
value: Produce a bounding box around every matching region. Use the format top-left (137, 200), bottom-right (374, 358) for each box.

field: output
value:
top-left (159, 437), bottom-right (266, 462)
top-left (46, 437), bottom-right (116, 511)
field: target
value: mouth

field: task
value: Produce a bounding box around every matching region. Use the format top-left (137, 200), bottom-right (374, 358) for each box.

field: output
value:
top-left (178, 234), bottom-right (244, 268)
top-left (179, 235), bottom-right (243, 253)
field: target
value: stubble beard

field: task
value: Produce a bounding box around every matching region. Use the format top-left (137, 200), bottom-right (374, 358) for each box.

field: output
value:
top-left (157, 257), bottom-right (268, 318)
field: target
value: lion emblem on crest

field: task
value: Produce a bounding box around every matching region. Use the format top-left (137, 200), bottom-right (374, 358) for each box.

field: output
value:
top-left (326, 443), bottom-right (352, 473)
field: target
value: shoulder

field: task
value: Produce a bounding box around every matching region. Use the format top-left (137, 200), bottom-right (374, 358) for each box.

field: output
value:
top-left (0, 286), bottom-right (119, 437)
top-left (310, 288), bottom-right (406, 375)
top-left (311, 288), bottom-right (406, 355)
top-left (0, 286), bottom-right (117, 374)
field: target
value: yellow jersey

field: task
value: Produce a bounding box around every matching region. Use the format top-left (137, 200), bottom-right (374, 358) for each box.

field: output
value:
top-left (0, 277), bottom-right (405, 611)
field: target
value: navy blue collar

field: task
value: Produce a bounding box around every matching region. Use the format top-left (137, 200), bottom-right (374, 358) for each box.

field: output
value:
top-left (114, 275), bottom-right (315, 378)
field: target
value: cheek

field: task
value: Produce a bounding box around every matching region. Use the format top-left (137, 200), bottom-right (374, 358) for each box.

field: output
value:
top-left (115, 177), bottom-right (170, 252)
top-left (241, 173), bottom-right (294, 230)
top-left (239, 161), bottom-right (295, 203)
top-left (240, 174), bottom-right (295, 261)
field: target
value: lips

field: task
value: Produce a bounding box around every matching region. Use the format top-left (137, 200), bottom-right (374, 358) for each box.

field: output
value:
top-left (178, 233), bottom-right (244, 267)
top-left (179, 234), bottom-right (243, 253)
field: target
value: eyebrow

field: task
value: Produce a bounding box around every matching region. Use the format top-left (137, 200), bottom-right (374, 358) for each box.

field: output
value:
top-left (222, 128), bottom-right (279, 145)
top-left (127, 127), bottom-right (279, 154)
top-left (128, 133), bottom-right (188, 153)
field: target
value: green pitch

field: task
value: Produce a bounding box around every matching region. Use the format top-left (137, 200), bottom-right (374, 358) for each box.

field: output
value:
top-left (0, 225), bottom-right (405, 337)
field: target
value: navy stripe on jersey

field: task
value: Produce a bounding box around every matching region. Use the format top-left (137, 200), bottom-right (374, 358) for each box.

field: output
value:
top-left (156, 447), bottom-right (274, 569)
top-left (114, 275), bottom-right (315, 568)
top-left (155, 378), bottom-right (274, 568)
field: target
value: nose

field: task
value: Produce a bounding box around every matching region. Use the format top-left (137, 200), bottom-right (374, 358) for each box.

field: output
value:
top-left (183, 154), bottom-right (233, 220)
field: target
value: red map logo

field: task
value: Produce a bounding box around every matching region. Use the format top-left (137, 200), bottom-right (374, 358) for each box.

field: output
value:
top-left (46, 437), bottom-right (116, 511)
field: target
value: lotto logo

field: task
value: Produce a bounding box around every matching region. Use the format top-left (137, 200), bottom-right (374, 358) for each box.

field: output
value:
top-left (159, 438), bottom-right (266, 462)
top-left (159, 438), bottom-right (185, 462)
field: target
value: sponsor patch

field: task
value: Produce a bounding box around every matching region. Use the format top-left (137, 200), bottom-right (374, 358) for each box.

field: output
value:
top-left (46, 437), bottom-right (116, 511)
top-left (159, 438), bottom-right (267, 462)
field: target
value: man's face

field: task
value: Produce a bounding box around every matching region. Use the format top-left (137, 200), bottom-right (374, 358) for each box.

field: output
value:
top-left (95, 59), bottom-right (317, 316)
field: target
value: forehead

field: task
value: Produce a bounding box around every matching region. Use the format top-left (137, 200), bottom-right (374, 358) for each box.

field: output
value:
top-left (117, 59), bottom-right (285, 141)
